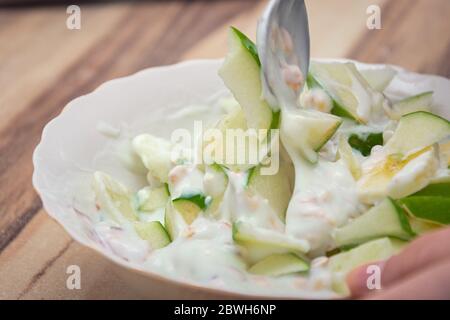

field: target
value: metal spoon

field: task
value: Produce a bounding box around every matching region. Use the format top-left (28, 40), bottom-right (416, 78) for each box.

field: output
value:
top-left (257, 0), bottom-right (310, 109)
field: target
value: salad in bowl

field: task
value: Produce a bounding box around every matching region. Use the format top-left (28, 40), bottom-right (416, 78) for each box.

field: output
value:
top-left (33, 27), bottom-right (450, 299)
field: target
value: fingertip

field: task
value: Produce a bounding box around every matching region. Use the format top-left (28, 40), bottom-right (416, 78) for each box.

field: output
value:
top-left (346, 261), bottom-right (385, 298)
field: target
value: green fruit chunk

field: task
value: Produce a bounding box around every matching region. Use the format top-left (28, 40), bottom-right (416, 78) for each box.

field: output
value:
top-left (348, 132), bottom-right (383, 156)
top-left (385, 111), bottom-right (450, 156)
top-left (389, 91), bottom-right (433, 120)
top-left (328, 237), bottom-right (406, 295)
top-left (248, 253), bottom-right (309, 277)
top-left (219, 27), bottom-right (273, 131)
top-left (134, 221), bottom-right (171, 250)
top-left (397, 196), bottom-right (450, 225)
top-left (335, 198), bottom-right (415, 248)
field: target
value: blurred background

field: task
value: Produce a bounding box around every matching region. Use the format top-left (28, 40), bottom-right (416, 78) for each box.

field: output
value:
top-left (0, 0), bottom-right (449, 299)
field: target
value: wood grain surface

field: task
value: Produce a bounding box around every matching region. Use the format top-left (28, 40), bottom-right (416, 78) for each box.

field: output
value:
top-left (0, 0), bottom-right (449, 299)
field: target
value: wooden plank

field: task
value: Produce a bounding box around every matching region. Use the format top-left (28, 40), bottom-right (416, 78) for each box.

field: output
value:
top-left (0, 0), bottom-right (257, 254)
top-left (0, 0), bottom-right (449, 299)
top-left (348, 0), bottom-right (450, 76)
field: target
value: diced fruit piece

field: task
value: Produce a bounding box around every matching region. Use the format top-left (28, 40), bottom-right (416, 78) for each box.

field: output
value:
top-left (397, 196), bottom-right (450, 225)
top-left (247, 165), bottom-right (293, 221)
top-left (337, 135), bottom-right (361, 179)
top-left (219, 27), bottom-right (273, 131)
top-left (134, 221), bottom-right (171, 250)
top-left (93, 171), bottom-right (137, 222)
top-left (357, 146), bottom-right (439, 204)
top-left (348, 132), bottom-right (383, 157)
top-left (132, 134), bottom-right (173, 183)
top-left (248, 253), bottom-right (309, 276)
top-left (384, 111), bottom-right (450, 156)
top-left (328, 237), bottom-right (406, 295)
top-left (308, 62), bottom-right (380, 123)
top-left (172, 192), bottom-right (207, 224)
top-left (335, 198), bottom-right (415, 248)
top-left (136, 186), bottom-right (169, 212)
top-left (232, 221), bottom-right (309, 263)
top-left (164, 201), bottom-right (187, 241)
top-left (388, 91), bottom-right (433, 120)
top-left (360, 66), bottom-right (396, 92)
top-left (281, 109), bottom-right (342, 163)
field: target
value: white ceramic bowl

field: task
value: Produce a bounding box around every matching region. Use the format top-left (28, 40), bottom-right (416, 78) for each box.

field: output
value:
top-left (33, 59), bottom-right (450, 299)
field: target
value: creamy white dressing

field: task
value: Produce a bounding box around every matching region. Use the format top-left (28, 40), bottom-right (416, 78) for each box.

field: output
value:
top-left (90, 62), bottom-right (448, 298)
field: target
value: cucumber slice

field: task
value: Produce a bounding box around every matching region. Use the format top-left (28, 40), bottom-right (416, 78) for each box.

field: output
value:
top-left (328, 237), bottom-right (406, 294)
top-left (281, 109), bottom-right (342, 163)
top-left (132, 134), bottom-right (172, 183)
top-left (203, 164), bottom-right (228, 216)
top-left (247, 164), bottom-right (293, 221)
top-left (385, 111), bottom-right (450, 156)
top-left (411, 178), bottom-right (450, 197)
top-left (309, 62), bottom-right (378, 123)
top-left (248, 253), bottom-right (309, 277)
top-left (172, 192), bottom-right (207, 224)
top-left (397, 196), bottom-right (450, 225)
top-left (360, 67), bottom-right (396, 92)
top-left (358, 145), bottom-right (440, 204)
top-left (134, 221), bottom-right (171, 250)
top-left (388, 91), bottom-right (433, 120)
top-left (219, 27), bottom-right (273, 131)
top-left (93, 171), bottom-right (138, 222)
top-left (136, 186), bottom-right (169, 212)
top-left (348, 132), bottom-right (383, 156)
top-left (337, 135), bottom-right (361, 179)
top-left (335, 198), bottom-right (415, 248)
top-left (164, 200), bottom-right (187, 241)
top-left (232, 221), bottom-right (309, 263)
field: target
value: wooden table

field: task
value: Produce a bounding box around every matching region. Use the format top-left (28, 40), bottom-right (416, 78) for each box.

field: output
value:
top-left (0, 0), bottom-right (449, 299)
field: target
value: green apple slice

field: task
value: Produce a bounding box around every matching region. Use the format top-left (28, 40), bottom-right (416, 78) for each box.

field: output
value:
top-left (308, 62), bottom-right (378, 123)
top-left (247, 164), bottom-right (293, 221)
top-left (360, 66), bottom-right (396, 92)
top-left (384, 111), bottom-right (450, 156)
top-left (132, 134), bottom-right (173, 183)
top-left (408, 218), bottom-right (441, 235)
top-left (334, 198), bottom-right (415, 248)
top-left (328, 237), bottom-right (406, 295)
top-left (219, 27), bottom-right (272, 131)
top-left (388, 91), bottom-right (433, 120)
top-left (93, 171), bottom-right (138, 222)
top-left (203, 164), bottom-right (228, 216)
top-left (172, 192), bottom-right (208, 224)
top-left (397, 196), bottom-right (450, 225)
top-left (136, 185), bottom-right (169, 212)
top-left (281, 109), bottom-right (342, 163)
top-left (248, 253), bottom-right (309, 277)
top-left (347, 132), bottom-right (383, 156)
top-left (134, 221), bottom-right (171, 250)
